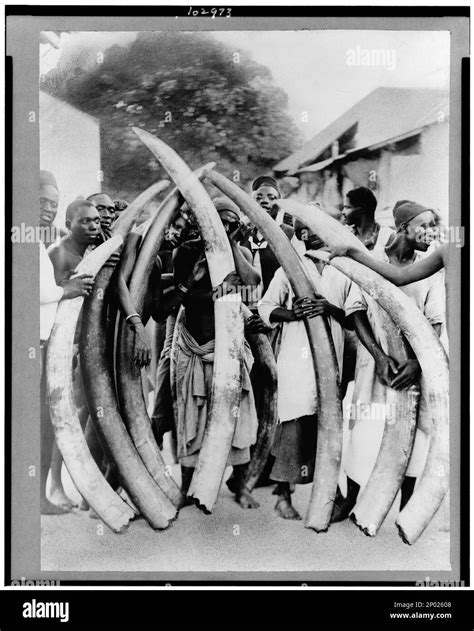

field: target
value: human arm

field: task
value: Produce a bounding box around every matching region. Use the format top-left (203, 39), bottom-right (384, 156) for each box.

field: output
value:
top-left (41, 242), bottom-right (94, 300)
top-left (114, 232), bottom-right (153, 368)
top-left (351, 310), bottom-right (399, 388)
top-left (390, 278), bottom-right (444, 388)
top-left (229, 239), bottom-right (261, 287)
top-left (329, 244), bottom-right (446, 285)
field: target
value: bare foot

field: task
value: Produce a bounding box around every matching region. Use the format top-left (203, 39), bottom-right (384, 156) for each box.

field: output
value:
top-left (49, 488), bottom-right (78, 510)
top-left (41, 499), bottom-right (71, 516)
top-left (236, 488), bottom-right (260, 509)
top-left (275, 497), bottom-right (301, 520)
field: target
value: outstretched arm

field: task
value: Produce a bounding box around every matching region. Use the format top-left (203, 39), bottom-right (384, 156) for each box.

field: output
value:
top-left (329, 244), bottom-right (446, 286)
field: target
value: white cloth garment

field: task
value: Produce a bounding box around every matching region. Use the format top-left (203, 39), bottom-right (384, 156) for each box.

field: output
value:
top-left (258, 253), bottom-right (366, 423)
top-left (40, 240), bottom-right (64, 342)
top-left (346, 242), bottom-right (446, 486)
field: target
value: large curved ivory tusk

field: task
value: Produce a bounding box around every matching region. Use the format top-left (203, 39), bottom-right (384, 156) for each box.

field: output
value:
top-left (47, 236), bottom-right (135, 532)
top-left (47, 181), bottom-right (170, 532)
top-left (116, 167), bottom-right (215, 509)
top-left (240, 305), bottom-right (278, 493)
top-left (81, 260), bottom-right (178, 529)
top-left (133, 128), bottom-right (244, 513)
top-left (350, 296), bottom-right (420, 536)
top-left (278, 198), bottom-right (449, 544)
top-left (115, 188), bottom-right (187, 507)
top-left (204, 169), bottom-right (343, 532)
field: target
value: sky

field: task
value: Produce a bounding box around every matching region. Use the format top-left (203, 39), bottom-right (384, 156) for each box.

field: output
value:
top-left (41, 29), bottom-right (450, 141)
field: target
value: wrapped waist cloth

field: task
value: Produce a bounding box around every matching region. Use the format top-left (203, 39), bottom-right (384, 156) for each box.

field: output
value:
top-left (173, 324), bottom-right (258, 463)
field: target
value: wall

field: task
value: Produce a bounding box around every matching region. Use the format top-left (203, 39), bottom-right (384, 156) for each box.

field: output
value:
top-left (39, 91), bottom-right (101, 227)
top-left (288, 121), bottom-right (449, 228)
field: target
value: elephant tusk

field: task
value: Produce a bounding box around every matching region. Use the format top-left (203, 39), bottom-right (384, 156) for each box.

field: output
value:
top-left (133, 128), bottom-right (244, 514)
top-left (47, 236), bottom-right (135, 532)
top-left (278, 198), bottom-right (449, 545)
top-left (204, 169), bottom-right (343, 532)
top-left (240, 305), bottom-right (278, 493)
top-left (81, 258), bottom-right (179, 529)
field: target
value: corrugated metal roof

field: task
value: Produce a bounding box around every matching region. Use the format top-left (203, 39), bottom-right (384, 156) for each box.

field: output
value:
top-left (274, 87), bottom-right (449, 174)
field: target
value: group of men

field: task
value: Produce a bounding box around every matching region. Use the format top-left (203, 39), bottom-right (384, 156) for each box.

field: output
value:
top-left (39, 169), bottom-right (445, 525)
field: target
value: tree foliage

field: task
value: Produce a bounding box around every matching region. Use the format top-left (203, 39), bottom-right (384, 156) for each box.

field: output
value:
top-left (41, 32), bottom-right (301, 199)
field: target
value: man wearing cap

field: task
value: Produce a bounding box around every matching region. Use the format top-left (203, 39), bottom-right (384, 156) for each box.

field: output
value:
top-left (334, 199), bottom-right (445, 521)
top-left (169, 197), bottom-right (262, 508)
top-left (39, 171), bottom-right (94, 514)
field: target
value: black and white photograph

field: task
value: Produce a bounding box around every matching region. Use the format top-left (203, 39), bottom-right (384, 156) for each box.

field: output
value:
top-left (5, 6), bottom-right (469, 593)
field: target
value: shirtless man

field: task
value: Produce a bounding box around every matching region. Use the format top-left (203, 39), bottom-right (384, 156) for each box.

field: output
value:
top-left (170, 197), bottom-right (262, 508)
top-left (48, 199), bottom-right (101, 282)
top-left (48, 199), bottom-right (110, 510)
top-left (39, 174), bottom-right (94, 513)
top-left (115, 197), bottom-right (262, 508)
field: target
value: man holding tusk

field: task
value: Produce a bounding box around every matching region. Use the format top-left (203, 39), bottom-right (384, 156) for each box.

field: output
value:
top-left (334, 200), bottom-right (446, 521)
top-left (161, 197), bottom-right (262, 508)
top-left (258, 220), bottom-right (397, 520)
top-left (48, 198), bottom-right (119, 512)
top-left (39, 172), bottom-right (95, 514)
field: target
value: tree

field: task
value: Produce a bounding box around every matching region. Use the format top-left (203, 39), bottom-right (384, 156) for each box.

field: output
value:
top-left (41, 31), bottom-right (301, 199)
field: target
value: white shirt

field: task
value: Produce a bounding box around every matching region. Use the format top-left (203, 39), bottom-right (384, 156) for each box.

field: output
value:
top-left (40, 240), bottom-right (64, 341)
top-left (258, 254), bottom-right (366, 422)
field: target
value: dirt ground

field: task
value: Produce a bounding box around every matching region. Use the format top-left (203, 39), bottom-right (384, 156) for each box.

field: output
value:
top-left (41, 459), bottom-right (450, 576)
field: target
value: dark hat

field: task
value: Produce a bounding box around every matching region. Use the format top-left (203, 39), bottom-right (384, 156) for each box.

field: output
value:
top-left (40, 170), bottom-right (59, 191)
top-left (251, 175), bottom-right (280, 194)
top-left (393, 200), bottom-right (433, 229)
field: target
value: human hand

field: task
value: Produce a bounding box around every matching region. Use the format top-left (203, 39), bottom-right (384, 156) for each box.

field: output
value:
top-left (328, 245), bottom-right (353, 260)
top-left (375, 354), bottom-right (399, 387)
top-left (292, 296), bottom-right (331, 320)
top-left (245, 314), bottom-right (269, 334)
top-left (104, 250), bottom-right (121, 269)
top-left (62, 274), bottom-right (95, 299)
top-left (131, 322), bottom-right (152, 368)
top-left (390, 358), bottom-right (421, 389)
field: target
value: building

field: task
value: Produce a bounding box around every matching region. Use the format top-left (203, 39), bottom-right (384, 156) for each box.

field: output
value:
top-left (273, 88), bottom-right (449, 226)
top-left (40, 90), bottom-right (101, 227)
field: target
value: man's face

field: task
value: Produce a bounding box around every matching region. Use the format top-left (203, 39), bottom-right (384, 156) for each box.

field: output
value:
top-left (39, 185), bottom-right (59, 227)
top-left (165, 217), bottom-right (187, 247)
top-left (252, 185), bottom-right (280, 220)
top-left (91, 194), bottom-right (116, 231)
top-left (341, 196), bottom-right (360, 226)
top-left (69, 205), bottom-right (101, 246)
top-left (404, 210), bottom-right (436, 251)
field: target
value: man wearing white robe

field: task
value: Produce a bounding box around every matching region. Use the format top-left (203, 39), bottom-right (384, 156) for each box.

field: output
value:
top-left (258, 223), bottom-right (395, 520)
